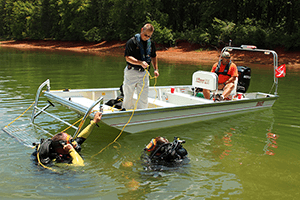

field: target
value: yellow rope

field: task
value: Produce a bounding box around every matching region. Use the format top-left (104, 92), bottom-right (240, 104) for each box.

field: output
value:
top-left (36, 144), bottom-right (57, 172)
top-left (57, 117), bottom-right (84, 134)
top-left (146, 70), bottom-right (158, 108)
top-left (3, 98), bottom-right (57, 171)
top-left (91, 68), bottom-right (157, 158)
top-left (5, 90), bottom-right (47, 128)
top-left (4, 101), bottom-right (36, 128)
top-left (4, 71), bottom-right (157, 165)
top-left (72, 110), bottom-right (98, 139)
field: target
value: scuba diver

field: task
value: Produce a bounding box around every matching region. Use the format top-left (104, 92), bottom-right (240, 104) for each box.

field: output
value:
top-left (32, 112), bottom-right (102, 167)
top-left (141, 136), bottom-right (188, 171)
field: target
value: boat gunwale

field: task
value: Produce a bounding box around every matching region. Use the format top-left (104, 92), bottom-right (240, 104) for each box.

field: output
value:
top-left (43, 88), bottom-right (279, 120)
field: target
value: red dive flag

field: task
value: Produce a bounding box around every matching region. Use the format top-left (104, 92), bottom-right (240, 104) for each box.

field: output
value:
top-left (275, 64), bottom-right (286, 78)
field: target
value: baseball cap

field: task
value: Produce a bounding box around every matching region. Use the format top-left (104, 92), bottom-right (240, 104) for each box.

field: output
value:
top-left (221, 51), bottom-right (230, 58)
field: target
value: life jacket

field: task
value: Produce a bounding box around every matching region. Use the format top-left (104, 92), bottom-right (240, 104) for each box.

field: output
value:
top-left (215, 60), bottom-right (232, 77)
top-left (134, 33), bottom-right (152, 65)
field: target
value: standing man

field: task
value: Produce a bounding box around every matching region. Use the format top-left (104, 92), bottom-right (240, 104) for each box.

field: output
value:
top-left (122, 23), bottom-right (159, 110)
top-left (203, 51), bottom-right (238, 100)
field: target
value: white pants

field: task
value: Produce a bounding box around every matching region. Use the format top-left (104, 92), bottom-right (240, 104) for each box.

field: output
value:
top-left (122, 66), bottom-right (149, 110)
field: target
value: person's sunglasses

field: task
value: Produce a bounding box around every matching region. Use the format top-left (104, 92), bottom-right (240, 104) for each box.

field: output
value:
top-left (144, 33), bottom-right (151, 38)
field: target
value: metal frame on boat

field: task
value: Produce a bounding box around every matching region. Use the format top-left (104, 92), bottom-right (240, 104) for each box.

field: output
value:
top-left (31, 79), bottom-right (104, 138)
top-left (31, 45), bottom-right (280, 134)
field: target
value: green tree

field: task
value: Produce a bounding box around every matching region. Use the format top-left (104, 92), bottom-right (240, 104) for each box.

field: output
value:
top-left (9, 1), bottom-right (35, 39)
top-left (0, 0), bottom-right (299, 49)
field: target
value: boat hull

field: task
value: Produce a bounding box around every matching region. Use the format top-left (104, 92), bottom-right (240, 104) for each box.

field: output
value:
top-left (43, 86), bottom-right (278, 133)
top-left (102, 97), bottom-right (276, 133)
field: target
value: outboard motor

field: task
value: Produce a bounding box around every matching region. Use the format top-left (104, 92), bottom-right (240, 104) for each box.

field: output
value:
top-left (237, 66), bottom-right (251, 93)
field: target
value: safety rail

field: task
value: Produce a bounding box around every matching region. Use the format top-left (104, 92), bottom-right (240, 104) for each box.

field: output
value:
top-left (220, 45), bottom-right (279, 95)
top-left (72, 96), bottom-right (103, 139)
top-left (31, 79), bottom-right (51, 123)
top-left (31, 79), bottom-right (104, 138)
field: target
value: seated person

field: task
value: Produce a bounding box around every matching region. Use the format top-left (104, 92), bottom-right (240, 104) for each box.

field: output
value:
top-left (32, 112), bottom-right (102, 167)
top-left (203, 51), bottom-right (238, 101)
top-left (141, 136), bottom-right (188, 169)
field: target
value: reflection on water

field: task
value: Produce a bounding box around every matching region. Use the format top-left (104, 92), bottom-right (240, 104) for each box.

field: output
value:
top-left (264, 127), bottom-right (279, 156)
top-left (1, 48), bottom-right (300, 199)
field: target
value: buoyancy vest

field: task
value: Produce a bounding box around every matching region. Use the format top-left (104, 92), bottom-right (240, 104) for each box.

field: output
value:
top-left (35, 138), bottom-right (77, 164)
top-left (215, 60), bottom-right (232, 77)
top-left (134, 33), bottom-right (152, 65)
top-left (149, 142), bottom-right (188, 161)
top-left (36, 139), bottom-right (58, 164)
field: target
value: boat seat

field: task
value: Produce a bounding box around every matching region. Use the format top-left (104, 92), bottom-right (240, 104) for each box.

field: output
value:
top-left (192, 71), bottom-right (218, 91)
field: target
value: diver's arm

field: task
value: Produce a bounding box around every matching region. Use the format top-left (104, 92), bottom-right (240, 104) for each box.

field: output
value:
top-left (63, 144), bottom-right (84, 166)
top-left (76, 112), bottom-right (102, 145)
top-left (76, 120), bottom-right (97, 144)
top-left (68, 147), bottom-right (84, 166)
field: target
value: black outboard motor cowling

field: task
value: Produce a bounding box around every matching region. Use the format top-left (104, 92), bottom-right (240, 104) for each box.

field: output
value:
top-left (237, 66), bottom-right (251, 93)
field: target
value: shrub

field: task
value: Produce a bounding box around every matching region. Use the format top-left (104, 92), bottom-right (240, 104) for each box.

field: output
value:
top-left (146, 17), bottom-right (175, 45)
top-left (83, 27), bottom-right (102, 42)
top-left (210, 18), bottom-right (235, 47)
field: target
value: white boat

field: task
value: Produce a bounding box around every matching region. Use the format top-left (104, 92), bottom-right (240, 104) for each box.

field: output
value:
top-left (31, 45), bottom-right (280, 134)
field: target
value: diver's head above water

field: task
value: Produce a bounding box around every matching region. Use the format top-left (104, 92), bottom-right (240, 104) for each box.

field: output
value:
top-left (51, 132), bottom-right (80, 154)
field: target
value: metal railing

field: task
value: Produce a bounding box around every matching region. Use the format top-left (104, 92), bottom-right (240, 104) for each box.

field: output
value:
top-left (220, 45), bottom-right (279, 95)
top-left (31, 79), bottom-right (104, 138)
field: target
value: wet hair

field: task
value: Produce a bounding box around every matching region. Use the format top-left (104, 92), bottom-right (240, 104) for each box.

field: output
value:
top-left (51, 132), bottom-right (70, 151)
top-left (52, 132), bottom-right (66, 142)
top-left (142, 23), bottom-right (154, 32)
top-left (155, 136), bottom-right (169, 146)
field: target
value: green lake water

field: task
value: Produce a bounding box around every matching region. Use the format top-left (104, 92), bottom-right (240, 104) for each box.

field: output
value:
top-left (0, 47), bottom-right (299, 199)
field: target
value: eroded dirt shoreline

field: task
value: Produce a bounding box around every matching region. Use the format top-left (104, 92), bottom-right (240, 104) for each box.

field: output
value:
top-left (1, 40), bottom-right (299, 68)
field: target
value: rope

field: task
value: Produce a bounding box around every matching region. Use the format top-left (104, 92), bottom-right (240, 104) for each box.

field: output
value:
top-left (5, 90), bottom-right (47, 128)
top-left (36, 144), bottom-right (57, 172)
top-left (146, 69), bottom-right (158, 108)
top-left (72, 110), bottom-right (98, 139)
top-left (4, 101), bottom-right (36, 128)
top-left (4, 70), bottom-right (158, 166)
top-left (4, 99), bottom-right (86, 136)
top-left (58, 117), bottom-right (83, 134)
top-left (91, 68), bottom-right (158, 158)
top-left (3, 99), bottom-right (57, 171)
